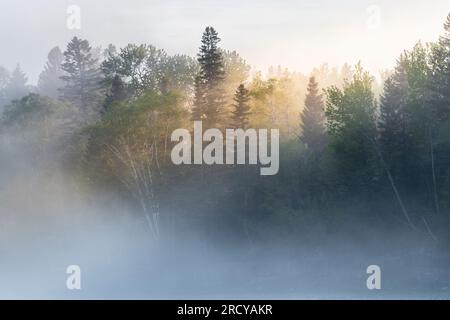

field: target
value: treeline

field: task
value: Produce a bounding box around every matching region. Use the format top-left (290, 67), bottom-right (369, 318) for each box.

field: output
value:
top-left (295, 14), bottom-right (450, 243)
top-left (1, 14), bottom-right (450, 244)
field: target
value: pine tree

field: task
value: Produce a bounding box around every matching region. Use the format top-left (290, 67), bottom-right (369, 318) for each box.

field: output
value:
top-left (300, 76), bottom-right (326, 152)
top-left (3, 64), bottom-right (28, 103)
top-left (231, 84), bottom-right (251, 128)
top-left (38, 46), bottom-right (64, 99)
top-left (192, 26), bottom-right (226, 128)
top-left (198, 27), bottom-right (225, 86)
top-left (60, 37), bottom-right (103, 118)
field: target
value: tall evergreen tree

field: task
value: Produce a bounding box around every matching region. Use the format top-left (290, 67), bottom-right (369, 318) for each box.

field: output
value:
top-left (60, 37), bottom-right (103, 118)
top-left (300, 76), bottom-right (327, 152)
top-left (3, 64), bottom-right (28, 104)
top-left (198, 27), bottom-right (225, 86)
top-left (192, 27), bottom-right (226, 128)
top-left (38, 46), bottom-right (64, 99)
top-left (231, 84), bottom-right (251, 129)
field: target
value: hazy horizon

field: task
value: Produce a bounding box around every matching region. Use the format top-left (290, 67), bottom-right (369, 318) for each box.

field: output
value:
top-left (0, 0), bottom-right (449, 84)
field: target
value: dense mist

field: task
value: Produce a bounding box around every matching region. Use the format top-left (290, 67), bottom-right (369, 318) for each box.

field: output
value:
top-left (1, 130), bottom-right (449, 299)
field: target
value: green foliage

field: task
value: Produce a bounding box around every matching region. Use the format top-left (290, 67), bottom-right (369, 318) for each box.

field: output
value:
top-left (222, 49), bottom-right (251, 103)
top-left (102, 75), bottom-right (128, 115)
top-left (102, 44), bottom-right (198, 99)
top-left (1, 94), bottom-right (68, 168)
top-left (2, 93), bottom-right (64, 129)
top-left (85, 91), bottom-right (188, 189)
top-left (248, 74), bottom-right (301, 138)
top-left (325, 63), bottom-right (380, 193)
top-left (378, 44), bottom-right (432, 190)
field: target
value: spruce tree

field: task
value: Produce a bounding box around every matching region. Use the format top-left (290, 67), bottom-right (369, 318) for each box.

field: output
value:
top-left (231, 84), bottom-right (251, 129)
top-left (38, 46), bottom-right (64, 99)
top-left (192, 27), bottom-right (226, 128)
top-left (60, 37), bottom-right (103, 118)
top-left (300, 76), bottom-right (326, 152)
top-left (3, 64), bottom-right (28, 104)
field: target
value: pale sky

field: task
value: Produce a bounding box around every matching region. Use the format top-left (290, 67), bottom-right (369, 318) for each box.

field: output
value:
top-left (0, 0), bottom-right (448, 84)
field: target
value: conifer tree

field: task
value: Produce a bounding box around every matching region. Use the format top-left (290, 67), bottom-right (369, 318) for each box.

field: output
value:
top-left (38, 47), bottom-right (64, 99)
top-left (192, 27), bottom-right (226, 128)
top-left (231, 84), bottom-right (251, 129)
top-left (60, 37), bottom-right (103, 118)
top-left (3, 64), bottom-right (28, 104)
top-left (300, 76), bottom-right (326, 152)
